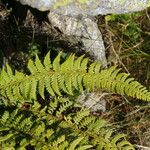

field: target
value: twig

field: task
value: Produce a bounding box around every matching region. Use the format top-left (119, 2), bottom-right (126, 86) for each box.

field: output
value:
top-left (145, 9), bottom-right (150, 22)
top-left (135, 144), bottom-right (150, 150)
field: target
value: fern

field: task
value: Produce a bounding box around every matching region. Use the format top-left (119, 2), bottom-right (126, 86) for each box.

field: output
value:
top-left (0, 52), bottom-right (150, 105)
top-left (0, 51), bottom-right (149, 149)
top-left (0, 98), bottom-right (134, 149)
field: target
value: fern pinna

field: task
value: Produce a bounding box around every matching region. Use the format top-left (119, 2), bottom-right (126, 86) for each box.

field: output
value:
top-left (0, 98), bottom-right (134, 149)
top-left (0, 51), bottom-right (150, 105)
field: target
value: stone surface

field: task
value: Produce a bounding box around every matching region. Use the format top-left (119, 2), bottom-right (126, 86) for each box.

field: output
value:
top-left (76, 92), bottom-right (106, 112)
top-left (48, 12), bottom-right (107, 64)
top-left (16, 0), bottom-right (150, 15)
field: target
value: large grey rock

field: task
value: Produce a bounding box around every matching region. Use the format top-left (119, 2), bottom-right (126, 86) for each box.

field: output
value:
top-left (16, 0), bottom-right (149, 15)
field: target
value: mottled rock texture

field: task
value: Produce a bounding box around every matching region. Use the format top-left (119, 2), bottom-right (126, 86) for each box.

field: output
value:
top-left (16, 0), bottom-right (150, 15)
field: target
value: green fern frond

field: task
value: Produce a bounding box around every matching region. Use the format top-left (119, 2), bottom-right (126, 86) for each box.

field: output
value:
top-left (0, 106), bottom-right (90, 149)
top-left (0, 52), bottom-right (149, 105)
top-left (0, 98), bottom-right (134, 149)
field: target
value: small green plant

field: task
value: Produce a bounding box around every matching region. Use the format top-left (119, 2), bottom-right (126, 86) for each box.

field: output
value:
top-left (53, 0), bottom-right (93, 8)
top-left (102, 11), bottom-right (150, 147)
top-left (105, 13), bottom-right (142, 46)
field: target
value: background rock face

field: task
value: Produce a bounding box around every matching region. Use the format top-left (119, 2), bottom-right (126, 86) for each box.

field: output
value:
top-left (16, 0), bottom-right (149, 15)
top-left (48, 12), bottom-right (107, 65)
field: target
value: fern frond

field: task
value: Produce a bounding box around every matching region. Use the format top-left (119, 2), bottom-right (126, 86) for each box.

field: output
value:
top-left (0, 52), bottom-right (149, 105)
top-left (0, 98), bottom-right (134, 149)
top-left (0, 106), bottom-right (89, 149)
top-left (46, 98), bottom-right (134, 149)
top-left (73, 109), bottom-right (90, 125)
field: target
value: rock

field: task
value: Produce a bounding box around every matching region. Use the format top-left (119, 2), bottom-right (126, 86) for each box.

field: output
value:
top-left (76, 92), bottom-right (107, 112)
top-left (48, 12), bottom-right (107, 65)
top-left (16, 0), bottom-right (149, 15)
top-left (15, 0), bottom-right (150, 65)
